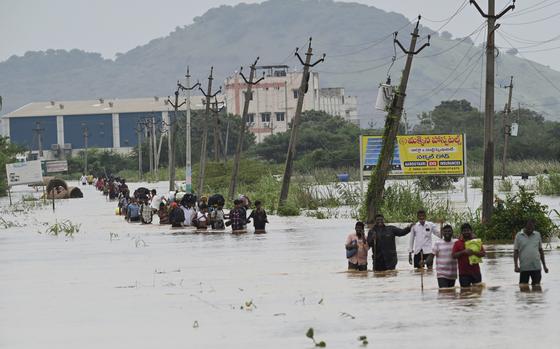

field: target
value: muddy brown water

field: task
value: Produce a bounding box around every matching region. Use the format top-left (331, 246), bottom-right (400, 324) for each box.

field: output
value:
top-left (1, 182), bottom-right (559, 348)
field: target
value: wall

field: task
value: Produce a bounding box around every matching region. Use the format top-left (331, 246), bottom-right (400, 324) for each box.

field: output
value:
top-left (63, 114), bottom-right (113, 149)
top-left (9, 116), bottom-right (58, 150)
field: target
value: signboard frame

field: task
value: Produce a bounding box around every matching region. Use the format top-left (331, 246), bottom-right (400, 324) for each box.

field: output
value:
top-left (5, 160), bottom-right (44, 187)
top-left (359, 133), bottom-right (468, 202)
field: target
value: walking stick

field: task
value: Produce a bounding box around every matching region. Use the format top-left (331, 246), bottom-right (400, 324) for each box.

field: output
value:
top-left (420, 251), bottom-right (424, 291)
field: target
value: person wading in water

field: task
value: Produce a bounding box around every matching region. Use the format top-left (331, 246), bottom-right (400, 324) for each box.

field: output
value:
top-left (367, 214), bottom-right (413, 272)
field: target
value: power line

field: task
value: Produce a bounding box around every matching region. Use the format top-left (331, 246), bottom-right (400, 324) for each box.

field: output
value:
top-left (508, 0), bottom-right (560, 18)
top-left (418, 21), bottom-right (486, 58)
top-left (502, 9), bottom-right (560, 25)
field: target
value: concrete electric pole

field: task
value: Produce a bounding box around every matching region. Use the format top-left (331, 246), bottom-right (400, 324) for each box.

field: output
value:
top-left (278, 38), bottom-right (325, 207)
top-left (366, 17), bottom-right (430, 223)
top-left (167, 87), bottom-right (186, 191)
top-left (32, 121), bottom-right (45, 159)
top-left (178, 67), bottom-right (201, 193)
top-left (198, 67), bottom-right (221, 195)
top-left (228, 57), bottom-right (265, 200)
top-left (501, 75), bottom-right (514, 180)
top-left (135, 122), bottom-right (143, 180)
top-left (470, 0), bottom-right (515, 223)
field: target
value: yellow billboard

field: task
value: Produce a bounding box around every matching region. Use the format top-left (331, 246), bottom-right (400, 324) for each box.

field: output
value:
top-left (360, 134), bottom-right (465, 176)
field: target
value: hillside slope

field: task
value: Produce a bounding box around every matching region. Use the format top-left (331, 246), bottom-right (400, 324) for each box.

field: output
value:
top-left (1, 0), bottom-right (559, 123)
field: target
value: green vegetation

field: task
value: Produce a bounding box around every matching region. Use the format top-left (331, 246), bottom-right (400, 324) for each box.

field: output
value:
top-left (416, 100), bottom-right (560, 165)
top-left (498, 178), bottom-right (514, 192)
top-left (306, 328), bottom-right (326, 348)
top-left (416, 176), bottom-right (455, 191)
top-left (253, 111), bottom-right (362, 169)
top-left (536, 173), bottom-right (560, 195)
top-left (40, 220), bottom-right (81, 237)
top-left (470, 177), bottom-right (483, 189)
top-left (470, 187), bottom-right (558, 241)
top-left (0, 136), bottom-right (24, 195)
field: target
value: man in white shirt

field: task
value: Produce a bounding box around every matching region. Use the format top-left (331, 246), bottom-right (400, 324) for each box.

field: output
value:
top-left (409, 209), bottom-right (441, 269)
top-left (181, 202), bottom-right (196, 226)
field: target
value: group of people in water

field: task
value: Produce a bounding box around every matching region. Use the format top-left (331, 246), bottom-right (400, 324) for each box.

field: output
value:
top-left (88, 175), bottom-right (269, 233)
top-left (346, 210), bottom-right (549, 289)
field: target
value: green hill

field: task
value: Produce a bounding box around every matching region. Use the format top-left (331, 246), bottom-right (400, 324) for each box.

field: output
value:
top-left (1, 0), bottom-right (559, 123)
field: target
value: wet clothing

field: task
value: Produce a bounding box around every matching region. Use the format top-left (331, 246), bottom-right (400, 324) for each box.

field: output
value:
top-left (409, 221), bottom-right (440, 254)
top-left (433, 239), bottom-right (458, 280)
top-left (514, 230), bottom-right (543, 272)
top-left (453, 238), bottom-right (484, 284)
top-left (248, 208), bottom-right (268, 230)
top-left (140, 203), bottom-right (152, 224)
top-left (181, 206), bottom-right (195, 226)
top-left (413, 251), bottom-right (434, 269)
top-left (367, 224), bottom-right (411, 271)
top-left (459, 274), bottom-right (482, 287)
top-left (520, 270), bottom-right (542, 285)
top-left (196, 212), bottom-right (208, 229)
top-left (210, 209), bottom-right (225, 229)
top-left (169, 207), bottom-right (185, 227)
top-left (437, 278), bottom-right (456, 288)
top-left (228, 207), bottom-right (246, 231)
top-left (345, 233), bottom-right (369, 267)
top-left (127, 203), bottom-right (140, 221)
top-left (158, 208), bottom-right (170, 225)
top-left (348, 262), bottom-right (368, 271)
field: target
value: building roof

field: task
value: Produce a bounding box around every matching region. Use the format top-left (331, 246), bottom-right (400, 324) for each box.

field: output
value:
top-left (2, 96), bottom-right (211, 118)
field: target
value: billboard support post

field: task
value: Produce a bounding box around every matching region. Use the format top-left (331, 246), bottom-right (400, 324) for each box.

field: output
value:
top-left (464, 133), bottom-right (468, 203)
top-left (359, 135), bottom-right (364, 196)
top-left (8, 186), bottom-right (12, 206)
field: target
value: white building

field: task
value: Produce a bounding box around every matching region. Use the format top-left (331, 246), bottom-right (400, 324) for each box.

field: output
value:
top-left (224, 65), bottom-right (358, 143)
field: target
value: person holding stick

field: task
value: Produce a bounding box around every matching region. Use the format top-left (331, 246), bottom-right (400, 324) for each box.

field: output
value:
top-left (408, 209), bottom-right (441, 270)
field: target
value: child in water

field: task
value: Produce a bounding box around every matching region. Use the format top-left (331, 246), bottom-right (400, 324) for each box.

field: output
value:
top-left (248, 200), bottom-right (269, 233)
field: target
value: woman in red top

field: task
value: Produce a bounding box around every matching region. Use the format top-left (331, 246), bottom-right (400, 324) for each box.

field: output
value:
top-left (452, 223), bottom-right (486, 287)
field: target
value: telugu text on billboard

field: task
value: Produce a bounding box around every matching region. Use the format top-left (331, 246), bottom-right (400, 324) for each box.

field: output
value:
top-left (5, 160), bottom-right (44, 186)
top-left (361, 134), bottom-right (465, 176)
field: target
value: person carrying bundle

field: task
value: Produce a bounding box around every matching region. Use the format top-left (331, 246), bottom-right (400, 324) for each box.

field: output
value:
top-left (452, 223), bottom-right (486, 287)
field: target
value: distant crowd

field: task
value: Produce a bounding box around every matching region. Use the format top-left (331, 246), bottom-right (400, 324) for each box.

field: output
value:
top-left (85, 175), bottom-right (268, 233)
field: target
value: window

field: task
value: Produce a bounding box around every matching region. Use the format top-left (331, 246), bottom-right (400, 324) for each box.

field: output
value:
top-left (246, 113), bottom-right (255, 124)
top-left (260, 113), bottom-right (271, 122)
top-left (275, 112), bottom-right (285, 122)
top-left (293, 89), bottom-right (299, 99)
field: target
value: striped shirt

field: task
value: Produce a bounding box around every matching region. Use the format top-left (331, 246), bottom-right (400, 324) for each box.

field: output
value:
top-left (433, 239), bottom-right (458, 279)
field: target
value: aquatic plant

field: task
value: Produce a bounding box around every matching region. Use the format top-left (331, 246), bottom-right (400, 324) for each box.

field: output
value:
top-left (40, 220), bottom-right (81, 237)
top-left (306, 328), bottom-right (326, 347)
top-left (536, 173), bottom-right (560, 195)
top-left (498, 178), bottom-right (514, 192)
top-left (470, 177), bottom-right (483, 189)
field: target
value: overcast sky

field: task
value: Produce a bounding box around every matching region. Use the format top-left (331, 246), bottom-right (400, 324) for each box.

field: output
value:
top-left (1, 0), bottom-right (559, 69)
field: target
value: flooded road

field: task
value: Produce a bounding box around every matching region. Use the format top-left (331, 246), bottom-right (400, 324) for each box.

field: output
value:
top-left (1, 182), bottom-right (559, 348)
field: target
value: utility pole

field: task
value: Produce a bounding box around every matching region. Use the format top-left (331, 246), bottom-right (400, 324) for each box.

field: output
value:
top-left (279, 39), bottom-right (325, 206)
top-left (167, 86), bottom-right (186, 191)
top-left (501, 75), bottom-right (513, 179)
top-left (198, 67), bottom-right (221, 195)
top-left (209, 97), bottom-right (226, 163)
top-left (81, 122), bottom-right (89, 174)
top-left (366, 17), bottom-right (430, 223)
top-left (147, 119), bottom-right (154, 176)
top-left (135, 122), bottom-right (143, 180)
top-left (470, 0), bottom-right (515, 223)
top-left (228, 57), bottom-right (265, 200)
top-left (178, 67), bottom-right (201, 193)
top-left (32, 121), bottom-right (45, 158)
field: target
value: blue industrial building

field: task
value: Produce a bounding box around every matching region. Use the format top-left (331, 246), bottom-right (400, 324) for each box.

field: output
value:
top-left (1, 97), bottom-right (203, 159)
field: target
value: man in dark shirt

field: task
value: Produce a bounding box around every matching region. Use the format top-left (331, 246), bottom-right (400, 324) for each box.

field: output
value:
top-left (367, 214), bottom-right (413, 271)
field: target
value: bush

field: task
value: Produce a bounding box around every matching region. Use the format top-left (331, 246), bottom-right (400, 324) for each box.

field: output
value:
top-left (536, 173), bottom-right (560, 195)
top-left (416, 176), bottom-right (454, 191)
top-left (470, 177), bottom-right (482, 189)
top-left (472, 187), bottom-right (558, 241)
top-left (277, 202), bottom-right (301, 216)
top-left (498, 178), bottom-right (513, 192)
top-left (0, 137), bottom-right (24, 196)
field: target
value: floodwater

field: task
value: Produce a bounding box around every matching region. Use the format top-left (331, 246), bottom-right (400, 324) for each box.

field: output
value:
top-left (1, 181), bottom-right (559, 349)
